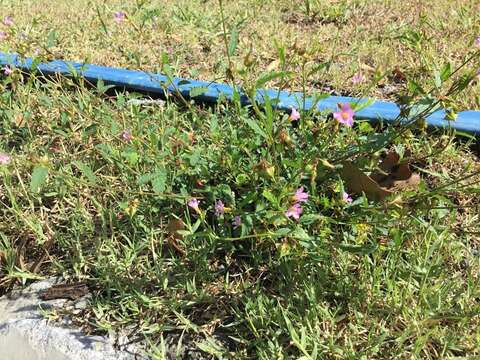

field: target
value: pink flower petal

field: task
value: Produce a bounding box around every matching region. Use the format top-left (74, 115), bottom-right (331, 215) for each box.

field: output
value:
top-left (342, 192), bottom-right (352, 204)
top-left (114, 11), bottom-right (126, 24)
top-left (2, 17), bottom-right (13, 27)
top-left (293, 186), bottom-right (309, 203)
top-left (475, 37), bottom-right (480, 48)
top-left (0, 153), bottom-right (11, 165)
top-left (232, 215), bottom-right (242, 229)
top-left (2, 66), bottom-right (12, 75)
top-left (120, 130), bottom-right (133, 142)
top-left (352, 73), bottom-right (365, 84)
top-left (188, 198), bottom-right (200, 209)
top-left (215, 200), bottom-right (225, 216)
top-left (285, 203), bottom-right (302, 220)
top-left (289, 108), bottom-right (300, 121)
top-left (333, 103), bottom-right (355, 127)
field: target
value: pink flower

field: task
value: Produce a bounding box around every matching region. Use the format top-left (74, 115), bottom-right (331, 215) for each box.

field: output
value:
top-left (232, 215), bottom-right (242, 229)
top-left (293, 186), bottom-right (309, 203)
top-left (2, 66), bottom-right (12, 76)
top-left (2, 17), bottom-right (13, 27)
top-left (352, 73), bottom-right (365, 85)
top-left (120, 130), bottom-right (133, 142)
top-left (289, 108), bottom-right (300, 122)
top-left (333, 102), bottom-right (354, 127)
top-left (475, 37), bottom-right (480, 48)
top-left (285, 203), bottom-right (302, 220)
top-left (0, 153), bottom-right (11, 165)
top-left (188, 198), bottom-right (200, 210)
top-left (215, 200), bottom-right (225, 216)
top-left (17, 32), bottom-right (28, 41)
top-left (114, 11), bottom-right (126, 24)
top-left (342, 192), bottom-right (353, 204)
top-left (0, 31), bottom-right (7, 40)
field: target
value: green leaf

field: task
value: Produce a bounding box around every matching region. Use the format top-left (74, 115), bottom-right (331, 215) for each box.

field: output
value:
top-left (73, 161), bottom-right (97, 184)
top-left (352, 98), bottom-right (375, 113)
top-left (440, 62), bottom-right (452, 82)
top-left (191, 218), bottom-right (202, 233)
top-left (30, 166), bottom-right (49, 193)
top-left (407, 80), bottom-right (425, 95)
top-left (137, 172), bottom-right (156, 185)
top-left (307, 61), bottom-right (332, 77)
top-left (292, 227), bottom-right (311, 241)
top-left (189, 86), bottom-right (209, 98)
top-left (310, 92), bottom-right (331, 109)
top-left (66, 63), bottom-right (78, 79)
top-left (195, 338), bottom-right (226, 357)
top-left (96, 79), bottom-right (115, 95)
top-left (299, 214), bottom-right (322, 225)
top-left (121, 150), bottom-right (139, 165)
top-left (152, 169), bottom-right (167, 193)
top-left (227, 25), bottom-right (239, 57)
top-left (95, 4), bottom-right (109, 36)
top-left (163, 63), bottom-right (174, 80)
top-left (274, 228), bottom-right (291, 237)
top-left (275, 39), bottom-right (286, 64)
top-left (434, 70), bottom-right (442, 88)
top-left (454, 131), bottom-right (476, 140)
top-left (188, 150), bottom-right (201, 166)
top-left (46, 30), bottom-right (57, 49)
top-left (244, 117), bottom-right (267, 139)
top-left (255, 71), bottom-right (291, 89)
top-left (262, 189), bottom-right (277, 205)
top-left (263, 93), bottom-right (274, 137)
top-left (137, 168), bottom-right (168, 193)
top-left (337, 242), bottom-right (378, 255)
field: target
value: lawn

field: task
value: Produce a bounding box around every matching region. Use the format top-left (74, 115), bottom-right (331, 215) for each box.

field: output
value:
top-left (1, 0), bottom-right (480, 359)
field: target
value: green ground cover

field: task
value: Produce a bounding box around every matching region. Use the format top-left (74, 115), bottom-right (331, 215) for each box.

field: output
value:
top-left (1, 0), bottom-right (480, 358)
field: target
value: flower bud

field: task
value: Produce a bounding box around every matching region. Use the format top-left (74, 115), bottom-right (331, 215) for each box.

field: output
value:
top-left (277, 130), bottom-right (292, 145)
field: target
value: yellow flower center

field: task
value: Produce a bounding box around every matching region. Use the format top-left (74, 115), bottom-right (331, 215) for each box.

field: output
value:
top-left (341, 111), bottom-right (349, 120)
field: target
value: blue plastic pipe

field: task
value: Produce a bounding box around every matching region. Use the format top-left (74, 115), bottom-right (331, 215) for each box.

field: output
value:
top-left (1, 52), bottom-right (479, 134)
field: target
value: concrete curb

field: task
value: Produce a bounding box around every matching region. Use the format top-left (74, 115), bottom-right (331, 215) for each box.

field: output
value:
top-left (0, 279), bottom-right (143, 360)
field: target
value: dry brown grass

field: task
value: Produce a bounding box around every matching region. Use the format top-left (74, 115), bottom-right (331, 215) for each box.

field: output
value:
top-left (2, 0), bottom-right (480, 108)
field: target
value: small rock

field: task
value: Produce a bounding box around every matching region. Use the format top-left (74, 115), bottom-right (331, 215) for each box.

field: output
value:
top-left (74, 295), bottom-right (91, 310)
top-left (127, 98), bottom-right (166, 107)
top-left (0, 278), bottom-right (141, 360)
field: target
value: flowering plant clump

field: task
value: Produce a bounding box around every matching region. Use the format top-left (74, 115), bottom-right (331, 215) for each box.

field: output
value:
top-left (92, 71), bottom-right (453, 265)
